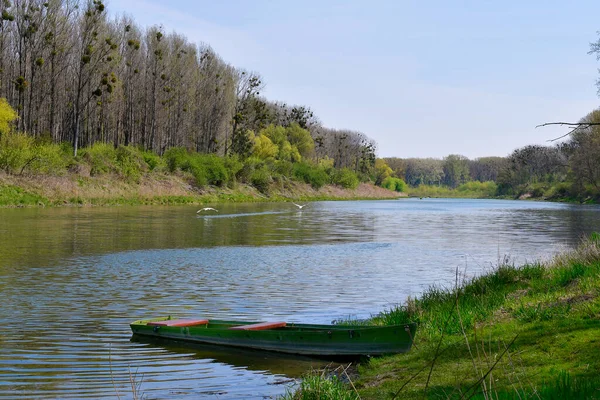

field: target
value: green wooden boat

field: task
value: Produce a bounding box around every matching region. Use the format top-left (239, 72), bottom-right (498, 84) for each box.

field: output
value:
top-left (130, 316), bottom-right (417, 357)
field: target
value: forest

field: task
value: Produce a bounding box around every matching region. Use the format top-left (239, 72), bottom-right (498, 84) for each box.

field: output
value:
top-left (0, 0), bottom-right (375, 170)
top-left (1, 0), bottom-right (599, 202)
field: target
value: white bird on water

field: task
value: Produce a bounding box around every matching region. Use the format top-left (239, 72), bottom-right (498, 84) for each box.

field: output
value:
top-left (292, 202), bottom-right (308, 209)
top-left (197, 207), bottom-right (218, 213)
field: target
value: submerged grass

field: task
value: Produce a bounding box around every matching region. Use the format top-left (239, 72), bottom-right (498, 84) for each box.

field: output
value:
top-left (290, 234), bottom-right (600, 399)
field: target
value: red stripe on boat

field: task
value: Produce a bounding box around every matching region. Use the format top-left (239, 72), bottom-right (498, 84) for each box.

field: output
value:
top-left (147, 319), bottom-right (209, 327)
top-left (229, 321), bottom-right (286, 330)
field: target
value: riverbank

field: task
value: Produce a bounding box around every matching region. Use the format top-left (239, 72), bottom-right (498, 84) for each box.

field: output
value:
top-left (0, 172), bottom-right (405, 207)
top-left (286, 234), bottom-right (600, 399)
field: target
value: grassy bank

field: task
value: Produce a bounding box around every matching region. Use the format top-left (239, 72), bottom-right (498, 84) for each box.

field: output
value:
top-left (287, 234), bottom-right (600, 399)
top-left (0, 173), bottom-right (403, 208)
top-left (0, 135), bottom-right (406, 207)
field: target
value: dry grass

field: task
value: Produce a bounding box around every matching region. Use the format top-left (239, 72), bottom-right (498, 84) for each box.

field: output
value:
top-left (0, 172), bottom-right (403, 207)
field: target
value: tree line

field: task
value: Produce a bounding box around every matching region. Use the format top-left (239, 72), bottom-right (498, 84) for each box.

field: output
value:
top-left (382, 106), bottom-right (600, 201)
top-left (0, 0), bottom-right (376, 172)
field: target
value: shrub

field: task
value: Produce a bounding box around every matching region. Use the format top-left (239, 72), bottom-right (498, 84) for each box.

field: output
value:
top-left (456, 180), bottom-right (497, 197)
top-left (251, 166), bottom-right (271, 194)
top-left (382, 177), bottom-right (406, 192)
top-left (179, 154), bottom-right (230, 187)
top-left (0, 131), bottom-right (34, 174)
top-left (332, 168), bottom-right (359, 189)
top-left (0, 97), bottom-right (18, 134)
top-left (292, 162), bottom-right (329, 189)
top-left (163, 147), bottom-right (189, 172)
top-left (194, 154), bottom-right (229, 186)
top-left (142, 150), bottom-right (165, 171)
top-left (29, 143), bottom-right (70, 174)
top-left (115, 145), bottom-right (147, 182)
top-left (273, 159), bottom-right (293, 177)
top-left (79, 142), bottom-right (116, 175)
top-left (238, 157), bottom-right (265, 183)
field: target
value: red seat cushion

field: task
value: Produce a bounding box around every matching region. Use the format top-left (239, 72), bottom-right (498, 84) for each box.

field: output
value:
top-left (147, 319), bottom-right (209, 327)
top-left (229, 321), bottom-right (286, 331)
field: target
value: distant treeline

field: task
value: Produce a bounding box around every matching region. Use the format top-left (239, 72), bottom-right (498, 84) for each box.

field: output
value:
top-left (0, 0), bottom-right (376, 172)
top-left (384, 109), bottom-right (600, 202)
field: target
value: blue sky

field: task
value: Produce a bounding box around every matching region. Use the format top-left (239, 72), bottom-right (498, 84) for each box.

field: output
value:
top-left (108, 0), bottom-right (600, 159)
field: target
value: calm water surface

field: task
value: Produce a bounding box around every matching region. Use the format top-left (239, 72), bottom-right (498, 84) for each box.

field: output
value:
top-left (1, 198), bottom-right (599, 399)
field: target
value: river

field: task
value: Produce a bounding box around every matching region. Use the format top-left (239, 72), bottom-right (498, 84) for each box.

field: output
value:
top-left (1, 198), bottom-right (599, 399)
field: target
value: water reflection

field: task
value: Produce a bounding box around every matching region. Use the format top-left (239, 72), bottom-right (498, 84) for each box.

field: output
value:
top-left (1, 199), bottom-right (599, 398)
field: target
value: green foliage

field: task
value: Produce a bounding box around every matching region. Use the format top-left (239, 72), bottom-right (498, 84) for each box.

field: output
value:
top-left (443, 154), bottom-right (470, 188)
top-left (29, 143), bottom-right (70, 174)
top-left (286, 123), bottom-right (314, 159)
top-left (142, 150), bottom-right (165, 171)
top-left (332, 168), bottom-right (359, 189)
top-left (252, 133), bottom-right (278, 159)
top-left (181, 154), bottom-right (230, 187)
top-left (250, 167), bottom-right (271, 194)
top-left (163, 147), bottom-right (189, 172)
top-left (79, 142), bottom-right (117, 175)
top-left (272, 159), bottom-right (293, 177)
top-left (292, 162), bottom-right (329, 189)
top-left (115, 145), bottom-right (147, 182)
top-left (373, 158), bottom-right (392, 186)
top-left (0, 185), bottom-right (48, 206)
top-left (0, 98), bottom-right (18, 134)
top-left (381, 177), bottom-right (407, 192)
top-left (0, 131), bottom-right (34, 174)
top-left (223, 156), bottom-right (244, 187)
top-left (408, 182), bottom-right (496, 198)
top-left (282, 371), bottom-right (359, 400)
top-left (456, 180), bottom-right (497, 196)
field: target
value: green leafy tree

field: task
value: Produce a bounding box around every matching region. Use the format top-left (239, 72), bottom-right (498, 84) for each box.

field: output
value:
top-left (252, 132), bottom-right (278, 159)
top-left (443, 154), bottom-right (470, 188)
top-left (286, 123), bottom-right (314, 160)
top-left (565, 109), bottom-right (600, 192)
top-left (373, 158), bottom-right (393, 186)
top-left (0, 97), bottom-right (18, 134)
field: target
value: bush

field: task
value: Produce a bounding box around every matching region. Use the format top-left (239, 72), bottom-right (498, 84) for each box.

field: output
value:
top-left (194, 154), bottom-right (229, 186)
top-left (456, 180), bottom-right (497, 197)
top-left (142, 150), bottom-right (165, 171)
top-left (163, 147), bottom-right (189, 172)
top-left (382, 177), bottom-right (407, 192)
top-left (238, 157), bottom-right (265, 183)
top-left (292, 162), bottom-right (329, 189)
top-left (115, 145), bottom-right (147, 182)
top-left (29, 143), bottom-right (70, 174)
top-left (0, 131), bottom-right (34, 174)
top-left (332, 168), bottom-right (359, 189)
top-left (273, 159), bottom-right (293, 177)
top-left (224, 156), bottom-right (243, 178)
top-left (79, 142), bottom-right (116, 176)
top-left (251, 166), bottom-right (271, 194)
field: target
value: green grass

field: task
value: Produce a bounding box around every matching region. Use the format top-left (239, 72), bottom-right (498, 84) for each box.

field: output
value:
top-left (291, 235), bottom-right (600, 399)
top-left (281, 369), bottom-right (360, 400)
top-left (0, 184), bottom-right (49, 206)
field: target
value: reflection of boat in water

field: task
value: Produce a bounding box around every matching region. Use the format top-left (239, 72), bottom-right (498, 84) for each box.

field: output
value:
top-left (130, 317), bottom-right (417, 357)
top-left (130, 334), bottom-right (334, 378)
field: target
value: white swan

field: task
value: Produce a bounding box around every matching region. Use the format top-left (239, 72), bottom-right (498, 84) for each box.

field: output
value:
top-left (292, 202), bottom-right (308, 209)
top-left (197, 207), bottom-right (218, 213)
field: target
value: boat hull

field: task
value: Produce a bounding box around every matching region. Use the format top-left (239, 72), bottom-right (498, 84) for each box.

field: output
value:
top-left (130, 317), bottom-right (417, 357)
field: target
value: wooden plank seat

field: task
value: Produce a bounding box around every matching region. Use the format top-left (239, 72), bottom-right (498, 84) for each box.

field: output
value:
top-left (229, 321), bottom-right (287, 331)
top-left (147, 319), bottom-right (209, 327)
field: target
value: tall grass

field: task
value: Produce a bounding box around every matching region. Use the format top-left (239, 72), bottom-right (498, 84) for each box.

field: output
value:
top-left (292, 234), bottom-right (600, 399)
top-left (281, 367), bottom-right (360, 400)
